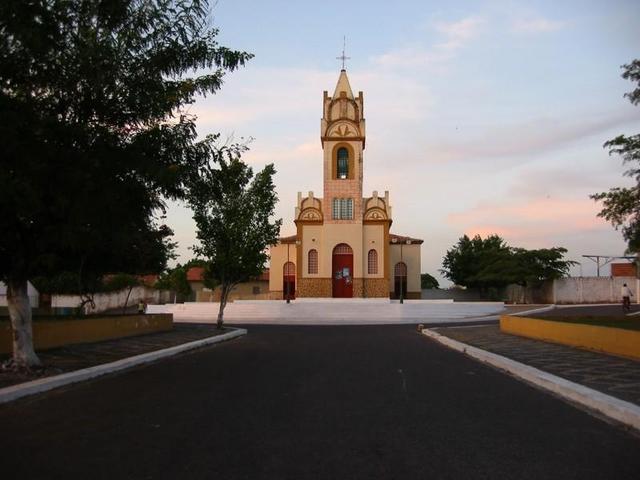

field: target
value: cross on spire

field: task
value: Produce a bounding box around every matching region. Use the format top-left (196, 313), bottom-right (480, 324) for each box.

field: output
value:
top-left (336, 36), bottom-right (350, 70)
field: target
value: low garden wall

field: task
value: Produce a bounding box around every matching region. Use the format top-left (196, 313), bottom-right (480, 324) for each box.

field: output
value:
top-left (0, 313), bottom-right (173, 354)
top-left (500, 315), bottom-right (640, 360)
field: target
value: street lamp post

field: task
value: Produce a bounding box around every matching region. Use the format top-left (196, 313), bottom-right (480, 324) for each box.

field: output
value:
top-left (285, 240), bottom-right (300, 304)
top-left (286, 242), bottom-right (291, 304)
top-left (392, 238), bottom-right (412, 304)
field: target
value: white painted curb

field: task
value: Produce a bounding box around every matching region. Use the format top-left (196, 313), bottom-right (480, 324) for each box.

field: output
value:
top-left (508, 305), bottom-right (555, 316)
top-left (422, 328), bottom-right (640, 433)
top-left (0, 328), bottom-right (247, 405)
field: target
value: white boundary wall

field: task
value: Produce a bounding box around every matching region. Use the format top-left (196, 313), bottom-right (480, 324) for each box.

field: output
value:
top-left (551, 277), bottom-right (639, 304)
top-left (52, 286), bottom-right (172, 314)
top-left (0, 281), bottom-right (40, 308)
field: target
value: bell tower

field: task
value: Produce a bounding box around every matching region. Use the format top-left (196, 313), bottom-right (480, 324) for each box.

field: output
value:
top-left (320, 69), bottom-right (366, 223)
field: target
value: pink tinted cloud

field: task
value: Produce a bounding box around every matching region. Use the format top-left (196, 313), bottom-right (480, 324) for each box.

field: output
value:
top-left (447, 197), bottom-right (611, 242)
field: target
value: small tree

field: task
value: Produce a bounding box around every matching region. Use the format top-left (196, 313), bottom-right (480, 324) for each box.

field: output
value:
top-left (591, 60), bottom-right (640, 253)
top-left (155, 264), bottom-right (193, 302)
top-left (421, 273), bottom-right (440, 289)
top-left (187, 143), bottom-right (281, 328)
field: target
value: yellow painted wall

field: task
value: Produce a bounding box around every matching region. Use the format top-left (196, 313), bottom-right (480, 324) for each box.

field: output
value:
top-left (500, 315), bottom-right (640, 360)
top-left (389, 243), bottom-right (421, 293)
top-left (0, 314), bottom-right (173, 354)
top-left (269, 243), bottom-right (298, 292)
top-left (301, 224), bottom-right (324, 277)
top-left (363, 224), bottom-right (385, 279)
top-left (318, 223), bottom-right (364, 276)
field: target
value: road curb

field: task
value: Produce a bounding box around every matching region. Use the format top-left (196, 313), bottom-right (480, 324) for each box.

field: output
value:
top-left (0, 328), bottom-right (247, 405)
top-left (422, 328), bottom-right (640, 433)
top-left (509, 305), bottom-right (555, 316)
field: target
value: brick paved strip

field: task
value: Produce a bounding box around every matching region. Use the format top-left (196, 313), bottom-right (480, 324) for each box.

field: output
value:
top-left (436, 325), bottom-right (640, 405)
top-left (0, 328), bottom-right (246, 405)
top-left (422, 328), bottom-right (640, 433)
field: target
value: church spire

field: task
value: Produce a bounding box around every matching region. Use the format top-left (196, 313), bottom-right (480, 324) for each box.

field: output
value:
top-left (333, 69), bottom-right (354, 100)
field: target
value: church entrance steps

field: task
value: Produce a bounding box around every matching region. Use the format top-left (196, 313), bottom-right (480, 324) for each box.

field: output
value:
top-left (146, 300), bottom-right (505, 325)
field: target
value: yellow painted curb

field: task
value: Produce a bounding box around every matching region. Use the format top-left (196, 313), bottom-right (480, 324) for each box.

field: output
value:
top-left (500, 315), bottom-right (640, 360)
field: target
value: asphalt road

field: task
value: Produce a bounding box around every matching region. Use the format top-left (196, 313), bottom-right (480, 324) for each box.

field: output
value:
top-left (1, 325), bottom-right (639, 479)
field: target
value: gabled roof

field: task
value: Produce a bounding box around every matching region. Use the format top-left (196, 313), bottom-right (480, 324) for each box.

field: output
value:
top-left (389, 233), bottom-right (424, 245)
top-left (333, 69), bottom-right (354, 99)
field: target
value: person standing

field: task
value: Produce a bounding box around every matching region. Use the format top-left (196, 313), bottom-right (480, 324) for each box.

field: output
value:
top-left (621, 283), bottom-right (634, 312)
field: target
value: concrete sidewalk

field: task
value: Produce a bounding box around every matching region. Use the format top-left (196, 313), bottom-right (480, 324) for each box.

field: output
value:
top-left (433, 324), bottom-right (640, 406)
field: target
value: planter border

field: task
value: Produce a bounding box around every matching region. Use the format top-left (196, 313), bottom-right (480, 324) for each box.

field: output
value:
top-left (500, 314), bottom-right (640, 360)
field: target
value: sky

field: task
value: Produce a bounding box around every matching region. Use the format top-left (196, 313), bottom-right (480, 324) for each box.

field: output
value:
top-left (165, 0), bottom-right (640, 284)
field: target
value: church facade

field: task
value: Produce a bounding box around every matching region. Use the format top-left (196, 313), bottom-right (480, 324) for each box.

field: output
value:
top-left (268, 69), bottom-right (422, 299)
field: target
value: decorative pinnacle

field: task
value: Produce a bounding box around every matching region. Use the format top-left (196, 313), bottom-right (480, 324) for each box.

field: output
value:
top-left (336, 36), bottom-right (351, 70)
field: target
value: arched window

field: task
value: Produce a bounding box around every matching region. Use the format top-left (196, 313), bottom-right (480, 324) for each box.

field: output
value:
top-left (308, 249), bottom-right (318, 274)
top-left (284, 262), bottom-right (296, 276)
top-left (394, 262), bottom-right (407, 277)
top-left (368, 249), bottom-right (378, 274)
top-left (337, 147), bottom-right (349, 179)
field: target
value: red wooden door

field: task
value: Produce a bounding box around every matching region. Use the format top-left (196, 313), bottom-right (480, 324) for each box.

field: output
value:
top-left (332, 244), bottom-right (353, 298)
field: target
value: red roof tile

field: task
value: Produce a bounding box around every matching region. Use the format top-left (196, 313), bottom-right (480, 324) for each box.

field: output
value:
top-left (389, 233), bottom-right (424, 245)
top-left (186, 266), bottom-right (205, 282)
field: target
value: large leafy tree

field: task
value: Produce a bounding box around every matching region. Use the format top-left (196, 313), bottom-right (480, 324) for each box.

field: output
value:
top-left (188, 142), bottom-right (281, 329)
top-left (441, 234), bottom-right (574, 292)
top-left (591, 60), bottom-right (640, 253)
top-left (0, 0), bottom-right (251, 367)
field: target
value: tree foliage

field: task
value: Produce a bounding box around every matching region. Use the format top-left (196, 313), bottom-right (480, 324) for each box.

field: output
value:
top-left (591, 59), bottom-right (640, 253)
top-left (441, 234), bottom-right (575, 291)
top-left (154, 259), bottom-right (207, 300)
top-left (420, 273), bottom-right (440, 289)
top-left (187, 142), bottom-right (281, 328)
top-left (0, 0), bottom-right (250, 366)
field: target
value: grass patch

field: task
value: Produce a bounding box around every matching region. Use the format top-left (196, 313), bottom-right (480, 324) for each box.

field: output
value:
top-left (531, 315), bottom-right (640, 331)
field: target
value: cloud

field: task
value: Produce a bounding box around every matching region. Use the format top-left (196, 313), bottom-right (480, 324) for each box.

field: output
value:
top-left (423, 109), bottom-right (639, 165)
top-left (373, 16), bottom-right (485, 68)
top-left (447, 197), bottom-right (610, 245)
top-left (511, 17), bottom-right (566, 33)
top-left (435, 16), bottom-right (487, 50)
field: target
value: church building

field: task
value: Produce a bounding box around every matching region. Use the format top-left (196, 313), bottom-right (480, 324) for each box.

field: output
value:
top-left (268, 69), bottom-right (422, 299)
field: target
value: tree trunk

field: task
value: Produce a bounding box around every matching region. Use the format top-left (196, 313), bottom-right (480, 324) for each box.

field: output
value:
top-left (122, 286), bottom-right (133, 315)
top-left (217, 284), bottom-right (229, 329)
top-left (6, 279), bottom-right (41, 367)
